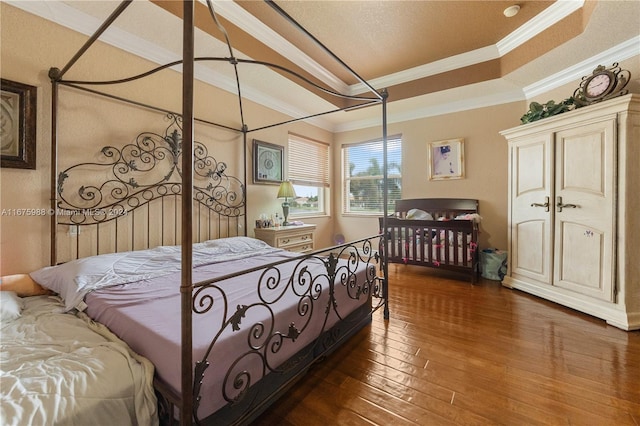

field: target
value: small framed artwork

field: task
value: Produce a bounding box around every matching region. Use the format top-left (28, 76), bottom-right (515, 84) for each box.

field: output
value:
top-left (253, 139), bottom-right (283, 184)
top-left (428, 138), bottom-right (464, 180)
top-left (1, 78), bottom-right (37, 169)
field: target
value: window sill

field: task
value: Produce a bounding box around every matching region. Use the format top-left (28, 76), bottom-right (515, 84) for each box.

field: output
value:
top-left (290, 213), bottom-right (329, 220)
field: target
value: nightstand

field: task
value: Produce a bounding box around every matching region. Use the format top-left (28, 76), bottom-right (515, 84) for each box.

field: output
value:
top-left (254, 224), bottom-right (316, 253)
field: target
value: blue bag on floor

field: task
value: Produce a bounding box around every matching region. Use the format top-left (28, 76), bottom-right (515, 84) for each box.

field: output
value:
top-left (480, 249), bottom-right (508, 281)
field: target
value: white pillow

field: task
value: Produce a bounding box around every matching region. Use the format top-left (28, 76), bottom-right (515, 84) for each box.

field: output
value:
top-left (30, 237), bottom-right (277, 312)
top-left (406, 208), bottom-right (434, 220)
top-left (0, 291), bottom-right (23, 323)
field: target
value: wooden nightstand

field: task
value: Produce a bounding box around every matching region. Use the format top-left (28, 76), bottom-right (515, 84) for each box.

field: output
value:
top-left (254, 224), bottom-right (316, 253)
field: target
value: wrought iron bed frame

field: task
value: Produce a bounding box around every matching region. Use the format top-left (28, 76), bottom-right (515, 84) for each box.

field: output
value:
top-left (55, 113), bottom-right (245, 256)
top-left (48, 1), bottom-right (391, 424)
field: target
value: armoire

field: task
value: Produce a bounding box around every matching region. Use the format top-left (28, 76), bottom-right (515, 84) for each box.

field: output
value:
top-left (500, 94), bottom-right (639, 331)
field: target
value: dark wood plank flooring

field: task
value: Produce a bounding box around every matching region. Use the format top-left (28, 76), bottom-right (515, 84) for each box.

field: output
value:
top-left (253, 264), bottom-right (640, 425)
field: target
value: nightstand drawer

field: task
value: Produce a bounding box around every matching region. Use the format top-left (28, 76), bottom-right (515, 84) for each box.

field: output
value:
top-left (276, 232), bottom-right (313, 249)
top-left (286, 242), bottom-right (314, 253)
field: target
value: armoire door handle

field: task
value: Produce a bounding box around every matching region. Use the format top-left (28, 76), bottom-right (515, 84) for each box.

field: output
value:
top-left (556, 196), bottom-right (578, 212)
top-left (531, 196), bottom-right (550, 212)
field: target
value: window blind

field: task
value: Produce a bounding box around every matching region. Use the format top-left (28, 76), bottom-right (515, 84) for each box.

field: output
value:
top-left (288, 133), bottom-right (329, 187)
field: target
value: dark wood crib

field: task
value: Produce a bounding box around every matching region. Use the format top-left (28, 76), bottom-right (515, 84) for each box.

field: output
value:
top-left (379, 198), bottom-right (480, 282)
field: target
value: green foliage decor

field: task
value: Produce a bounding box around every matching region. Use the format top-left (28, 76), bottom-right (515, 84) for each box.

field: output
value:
top-left (520, 97), bottom-right (578, 124)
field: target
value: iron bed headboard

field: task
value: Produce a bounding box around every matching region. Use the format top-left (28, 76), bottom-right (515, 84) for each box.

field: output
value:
top-left (55, 113), bottom-right (246, 259)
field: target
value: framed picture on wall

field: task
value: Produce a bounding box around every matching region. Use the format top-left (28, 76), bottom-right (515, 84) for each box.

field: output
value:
top-left (428, 138), bottom-right (464, 180)
top-left (1, 78), bottom-right (37, 169)
top-left (253, 139), bottom-right (283, 184)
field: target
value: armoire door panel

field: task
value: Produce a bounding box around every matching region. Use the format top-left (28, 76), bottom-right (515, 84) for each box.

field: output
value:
top-left (558, 129), bottom-right (607, 196)
top-left (510, 135), bottom-right (553, 285)
top-left (553, 119), bottom-right (615, 302)
top-left (516, 142), bottom-right (548, 195)
top-left (513, 220), bottom-right (550, 282)
top-left (555, 221), bottom-right (607, 298)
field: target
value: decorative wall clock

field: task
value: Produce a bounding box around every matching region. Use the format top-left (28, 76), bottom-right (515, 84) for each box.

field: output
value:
top-left (573, 63), bottom-right (631, 107)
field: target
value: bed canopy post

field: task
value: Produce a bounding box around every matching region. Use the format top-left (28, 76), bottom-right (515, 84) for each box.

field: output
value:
top-left (381, 89), bottom-right (390, 320)
top-left (242, 125), bottom-right (249, 235)
top-left (49, 74), bottom-right (59, 266)
top-left (181, 0), bottom-right (195, 424)
top-left (47, 0), bottom-right (133, 267)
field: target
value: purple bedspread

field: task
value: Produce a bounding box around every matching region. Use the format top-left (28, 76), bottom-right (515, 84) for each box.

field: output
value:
top-left (85, 250), bottom-right (370, 419)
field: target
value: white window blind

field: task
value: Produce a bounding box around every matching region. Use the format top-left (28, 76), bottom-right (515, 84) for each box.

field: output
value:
top-left (342, 136), bottom-right (402, 214)
top-left (288, 134), bottom-right (329, 187)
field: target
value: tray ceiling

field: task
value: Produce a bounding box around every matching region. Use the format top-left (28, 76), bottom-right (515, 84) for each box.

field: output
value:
top-left (8, 0), bottom-right (640, 131)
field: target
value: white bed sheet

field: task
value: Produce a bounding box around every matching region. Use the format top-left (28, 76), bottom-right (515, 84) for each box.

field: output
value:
top-left (30, 236), bottom-right (279, 311)
top-left (0, 295), bottom-right (158, 426)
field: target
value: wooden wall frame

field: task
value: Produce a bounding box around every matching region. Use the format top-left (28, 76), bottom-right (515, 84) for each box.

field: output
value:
top-left (1, 78), bottom-right (37, 169)
top-left (253, 139), bottom-right (283, 184)
top-left (428, 138), bottom-right (464, 180)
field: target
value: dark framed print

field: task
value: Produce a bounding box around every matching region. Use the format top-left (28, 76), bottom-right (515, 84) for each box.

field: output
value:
top-left (1, 78), bottom-right (37, 169)
top-left (253, 139), bottom-right (283, 184)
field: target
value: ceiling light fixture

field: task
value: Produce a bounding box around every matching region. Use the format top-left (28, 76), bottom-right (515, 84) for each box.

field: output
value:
top-left (503, 5), bottom-right (521, 18)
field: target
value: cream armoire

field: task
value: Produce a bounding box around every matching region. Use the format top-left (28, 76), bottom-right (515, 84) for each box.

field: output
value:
top-left (501, 94), bottom-right (639, 331)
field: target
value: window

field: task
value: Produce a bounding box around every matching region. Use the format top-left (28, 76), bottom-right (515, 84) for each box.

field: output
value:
top-left (288, 133), bottom-right (329, 216)
top-left (342, 136), bottom-right (402, 215)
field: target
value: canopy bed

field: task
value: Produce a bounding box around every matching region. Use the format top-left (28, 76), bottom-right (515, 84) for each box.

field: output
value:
top-left (27, 1), bottom-right (392, 425)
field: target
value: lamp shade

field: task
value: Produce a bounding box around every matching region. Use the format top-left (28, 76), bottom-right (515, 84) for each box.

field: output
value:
top-left (277, 181), bottom-right (296, 199)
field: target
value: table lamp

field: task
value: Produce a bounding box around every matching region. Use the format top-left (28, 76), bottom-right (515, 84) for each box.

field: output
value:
top-left (277, 181), bottom-right (296, 226)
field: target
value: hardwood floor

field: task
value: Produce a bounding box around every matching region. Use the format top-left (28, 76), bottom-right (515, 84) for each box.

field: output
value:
top-left (254, 264), bottom-right (640, 425)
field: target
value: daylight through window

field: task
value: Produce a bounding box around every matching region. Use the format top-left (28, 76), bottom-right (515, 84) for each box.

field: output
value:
top-left (288, 134), bottom-right (329, 216)
top-left (342, 136), bottom-right (402, 215)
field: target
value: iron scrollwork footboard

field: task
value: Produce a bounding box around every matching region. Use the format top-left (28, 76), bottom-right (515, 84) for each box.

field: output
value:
top-left (157, 235), bottom-right (386, 425)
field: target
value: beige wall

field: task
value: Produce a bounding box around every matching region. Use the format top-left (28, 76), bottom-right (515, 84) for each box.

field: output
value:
top-left (333, 102), bottom-right (523, 251)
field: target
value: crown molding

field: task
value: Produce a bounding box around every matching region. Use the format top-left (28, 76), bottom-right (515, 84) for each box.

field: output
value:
top-left (338, 35), bottom-right (639, 132)
top-left (349, 0), bottom-right (585, 96)
top-left (337, 34), bottom-right (639, 132)
top-left (523, 35), bottom-right (640, 99)
top-left (6, 0), bottom-right (181, 66)
top-left (497, 0), bottom-right (584, 56)
top-left (205, 0), bottom-right (349, 94)
top-left (350, 45), bottom-right (500, 96)
top-left (334, 85), bottom-right (525, 133)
